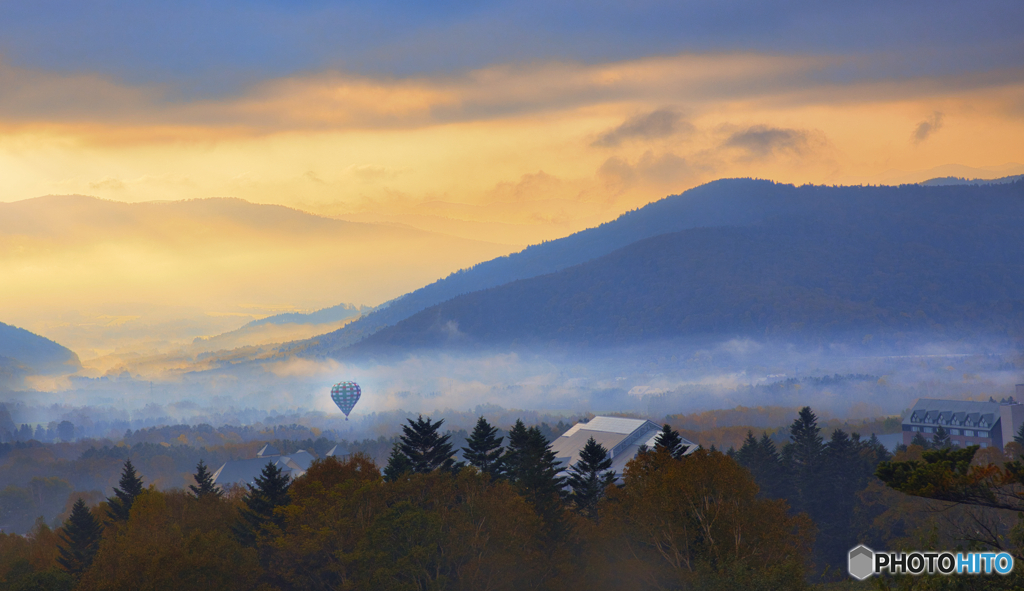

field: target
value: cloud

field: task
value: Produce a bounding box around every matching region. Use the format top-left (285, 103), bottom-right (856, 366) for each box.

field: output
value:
top-left (593, 108), bottom-right (692, 147)
top-left (912, 111), bottom-right (944, 144)
top-left (598, 151), bottom-right (692, 188)
top-left (723, 125), bottom-right (812, 159)
top-left (89, 177), bottom-right (126, 190)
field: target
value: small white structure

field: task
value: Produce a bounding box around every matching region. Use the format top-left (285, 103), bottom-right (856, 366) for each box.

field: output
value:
top-left (550, 416), bottom-right (697, 481)
top-left (211, 444), bottom-right (318, 490)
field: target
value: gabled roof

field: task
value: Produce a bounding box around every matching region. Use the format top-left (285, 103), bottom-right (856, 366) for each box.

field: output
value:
top-left (211, 448), bottom-right (318, 489)
top-left (257, 443), bottom-right (280, 457)
top-left (904, 399), bottom-right (1001, 426)
top-left (550, 416), bottom-right (697, 481)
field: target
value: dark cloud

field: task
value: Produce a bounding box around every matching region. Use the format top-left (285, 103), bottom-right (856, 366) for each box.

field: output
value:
top-left (912, 112), bottom-right (944, 144)
top-left (593, 109), bottom-right (692, 147)
top-left (1, 0), bottom-right (1019, 97)
top-left (724, 125), bottom-right (810, 158)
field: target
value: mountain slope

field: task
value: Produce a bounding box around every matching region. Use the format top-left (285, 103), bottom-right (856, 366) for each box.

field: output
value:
top-left (2, 195), bottom-right (516, 355)
top-left (300, 178), bottom-right (814, 351)
top-left (0, 322), bottom-right (81, 375)
top-left (340, 181), bottom-right (1024, 351)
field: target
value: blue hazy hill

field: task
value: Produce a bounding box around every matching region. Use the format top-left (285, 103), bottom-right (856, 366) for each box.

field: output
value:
top-left (300, 178), bottom-right (815, 352)
top-left (0, 322), bottom-right (81, 376)
top-left (333, 180), bottom-right (1024, 352)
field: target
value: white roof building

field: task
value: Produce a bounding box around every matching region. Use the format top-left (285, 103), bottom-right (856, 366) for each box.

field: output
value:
top-left (211, 444), bottom-right (318, 490)
top-left (550, 416), bottom-right (697, 481)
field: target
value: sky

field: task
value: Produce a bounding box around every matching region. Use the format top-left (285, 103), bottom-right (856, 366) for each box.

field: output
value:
top-left (2, 1), bottom-right (1024, 354)
top-left (1, 1), bottom-right (1022, 222)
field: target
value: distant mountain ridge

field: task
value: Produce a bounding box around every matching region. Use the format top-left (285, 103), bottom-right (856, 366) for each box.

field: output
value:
top-left (244, 303), bottom-right (369, 329)
top-left (920, 174), bottom-right (1024, 186)
top-left (298, 178), bottom-right (814, 353)
top-left (0, 322), bottom-right (80, 376)
top-left (312, 179), bottom-right (1024, 354)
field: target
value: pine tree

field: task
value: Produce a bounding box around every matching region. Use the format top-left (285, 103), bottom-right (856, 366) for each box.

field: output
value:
top-left (189, 459), bottom-right (221, 498)
top-left (735, 431), bottom-right (789, 500)
top-left (781, 407), bottom-right (826, 519)
top-left (57, 498), bottom-right (102, 576)
top-left (567, 436), bottom-right (615, 518)
top-left (503, 419), bottom-right (531, 482)
top-left (462, 417), bottom-right (504, 477)
top-left (234, 461), bottom-right (291, 547)
top-left (933, 426), bottom-right (951, 449)
top-left (107, 459), bottom-right (144, 521)
top-left (505, 421), bottom-right (566, 537)
top-left (1015, 423), bottom-right (1024, 446)
top-left (910, 432), bottom-right (930, 448)
top-left (653, 424), bottom-right (685, 458)
top-left (398, 415), bottom-right (457, 474)
top-left (383, 442), bottom-right (414, 482)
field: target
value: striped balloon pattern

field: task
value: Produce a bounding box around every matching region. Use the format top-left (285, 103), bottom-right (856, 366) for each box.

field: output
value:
top-left (331, 381), bottom-right (361, 419)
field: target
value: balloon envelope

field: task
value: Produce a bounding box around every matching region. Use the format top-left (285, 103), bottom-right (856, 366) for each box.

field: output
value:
top-left (331, 381), bottom-right (361, 418)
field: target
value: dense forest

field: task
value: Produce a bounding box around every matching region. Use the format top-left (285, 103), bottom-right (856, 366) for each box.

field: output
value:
top-left (3, 409), bottom-right (1024, 590)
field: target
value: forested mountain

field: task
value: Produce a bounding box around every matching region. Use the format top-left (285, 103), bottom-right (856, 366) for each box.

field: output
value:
top-left (0, 322), bottom-right (80, 377)
top-left (341, 180), bottom-right (1024, 352)
top-left (299, 178), bottom-right (833, 352)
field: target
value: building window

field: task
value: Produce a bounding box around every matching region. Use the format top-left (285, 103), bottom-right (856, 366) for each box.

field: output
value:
top-left (911, 426), bottom-right (920, 432)
top-left (951, 429), bottom-right (960, 435)
top-left (964, 430), bottom-right (974, 437)
top-left (979, 442), bottom-right (987, 448)
top-left (924, 427), bottom-right (934, 433)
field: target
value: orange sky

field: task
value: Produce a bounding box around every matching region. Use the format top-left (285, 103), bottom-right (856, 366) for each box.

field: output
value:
top-left (1, 52), bottom-right (1022, 238)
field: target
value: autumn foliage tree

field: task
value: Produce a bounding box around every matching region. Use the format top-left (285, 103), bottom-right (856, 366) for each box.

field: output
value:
top-left (587, 448), bottom-right (813, 590)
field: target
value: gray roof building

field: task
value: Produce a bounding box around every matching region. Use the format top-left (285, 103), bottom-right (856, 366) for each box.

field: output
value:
top-left (211, 446), bottom-right (317, 490)
top-left (550, 416), bottom-right (697, 481)
top-left (902, 397), bottom-right (1024, 451)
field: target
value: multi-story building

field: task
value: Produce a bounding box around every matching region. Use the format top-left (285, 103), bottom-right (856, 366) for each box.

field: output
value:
top-left (902, 398), bottom-right (1024, 451)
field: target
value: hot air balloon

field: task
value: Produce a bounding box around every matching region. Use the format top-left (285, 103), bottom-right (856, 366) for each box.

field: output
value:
top-left (331, 381), bottom-right (361, 420)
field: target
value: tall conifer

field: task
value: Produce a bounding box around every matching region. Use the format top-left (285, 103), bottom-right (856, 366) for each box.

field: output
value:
top-left (653, 424), bottom-right (686, 458)
top-left (234, 461), bottom-right (291, 547)
top-left (58, 498), bottom-right (102, 576)
top-left (567, 437), bottom-right (615, 517)
top-left (107, 459), bottom-right (144, 521)
top-left (189, 459), bottom-right (222, 498)
top-left (462, 417), bottom-right (505, 477)
top-left (398, 415), bottom-right (458, 473)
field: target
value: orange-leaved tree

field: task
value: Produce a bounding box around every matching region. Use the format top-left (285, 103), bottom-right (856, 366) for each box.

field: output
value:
top-left (588, 448), bottom-right (813, 590)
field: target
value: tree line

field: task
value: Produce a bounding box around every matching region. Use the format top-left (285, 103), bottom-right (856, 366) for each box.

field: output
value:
top-left (1, 415), bottom-right (812, 590)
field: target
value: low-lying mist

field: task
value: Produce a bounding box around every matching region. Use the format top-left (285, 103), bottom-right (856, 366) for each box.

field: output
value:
top-left (4, 336), bottom-right (1020, 442)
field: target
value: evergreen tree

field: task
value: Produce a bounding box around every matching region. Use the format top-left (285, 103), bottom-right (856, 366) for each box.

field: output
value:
top-left (820, 429), bottom-right (861, 569)
top-left (567, 437), bottom-right (615, 518)
top-left (503, 419), bottom-right (531, 482)
top-left (107, 459), bottom-right (144, 521)
top-left (1015, 423), bottom-right (1024, 446)
top-left (735, 431), bottom-right (789, 500)
top-left (383, 442), bottom-right (414, 482)
top-left (505, 420), bottom-right (567, 537)
top-left (234, 462), bottom-right (291, 547)
top-left (57, 498), bottom-right (102, 576)
top-left (398, 415), bottom-right (458, 474)
top-left (462, 416), bottom-right (504, 477)
top-left (865, 433), bottom-right (893, 464)
top-left (781, 407), bottom-right (826, 522)
top-left (933, 426), bottom-right (951, 449)
top-left (189, 459), bottom-right (222, 498)
top-left (910, 432), bottom-right (930, 448)
top-left (653, 424), bottom-right (685, 458)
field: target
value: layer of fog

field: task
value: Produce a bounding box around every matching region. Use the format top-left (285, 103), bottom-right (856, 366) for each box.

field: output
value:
top-left (3, 336), bottom-right (1020, 442)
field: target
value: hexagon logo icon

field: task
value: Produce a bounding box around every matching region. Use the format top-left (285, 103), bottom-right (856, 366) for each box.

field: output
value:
top-left (849, 545), bottom-right (875, 580)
